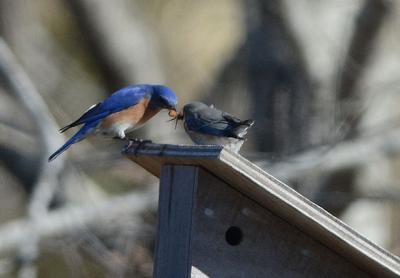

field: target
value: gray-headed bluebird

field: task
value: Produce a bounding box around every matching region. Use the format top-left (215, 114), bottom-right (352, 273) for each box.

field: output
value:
top-left (179, 102), bottom-right (254, 153)
top-left (49, 84), bottom-right (178, 161)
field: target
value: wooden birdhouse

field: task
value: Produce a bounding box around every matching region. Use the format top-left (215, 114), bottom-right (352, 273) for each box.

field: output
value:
top-left (125, 143), bottom-right (400, 278)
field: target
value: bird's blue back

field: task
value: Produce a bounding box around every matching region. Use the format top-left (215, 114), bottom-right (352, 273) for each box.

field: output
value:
top-left (185, 116), bottom-right (236, 137)
top-left (184, 109), bottom-right (237, 137)
top-left (101, 84), bottom-right (152, 111)
top-left (184, 102), bottom-right (253, 139)
top-left (68, 85), bottom-right (153, 126)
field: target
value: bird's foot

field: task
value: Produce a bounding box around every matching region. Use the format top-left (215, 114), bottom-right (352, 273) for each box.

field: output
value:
top-left (132, 139), bottom-right (152, 156)
top-left (122, 138), bottom-right (152, 155)
top-left (120, 137), bottom-right (152, 155)
top-left (122, 139), bottom-right (134, 153)
top-left (126, 137), bottom-right (152, 143)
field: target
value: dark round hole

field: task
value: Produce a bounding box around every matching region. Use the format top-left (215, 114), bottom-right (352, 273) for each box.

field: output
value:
top-left (225, 226), bottom-right (243, 246)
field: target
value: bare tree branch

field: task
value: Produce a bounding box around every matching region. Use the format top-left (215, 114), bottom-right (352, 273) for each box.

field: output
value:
top-left (254, 127), bottom-right (400, 182)
top-left (64, 0), bottom-right (165, 91)
top-left (0, 37), bottom-right (65, 214)
top-left (0, 189), bottom-right (157, 255)
top-left (336, 0), bottom-right (390, 136)
top-left (337, 0), bottom-right (390, 100)
top-left (0, 38), bottom-right (66, 278)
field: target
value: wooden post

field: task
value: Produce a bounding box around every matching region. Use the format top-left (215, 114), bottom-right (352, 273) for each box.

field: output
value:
top-left (154, 165), bottom-right (198, 278)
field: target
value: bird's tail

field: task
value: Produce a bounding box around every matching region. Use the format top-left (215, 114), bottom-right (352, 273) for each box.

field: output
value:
top-left (233, 119), bottom-right (255, 139)
top-left (240, 119), bottom-right (254, 127)
top-left (48, 121), bottom-right (98, 162)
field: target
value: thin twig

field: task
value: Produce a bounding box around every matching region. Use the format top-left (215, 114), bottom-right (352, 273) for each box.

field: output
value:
top-left (0, 189), bottom-right (157, 255)
top-left (0, 38), bottom-right (65, 278)
top-left (64, 0), bottom-right (165, 90)
top-left (255, 127), bottom-right (400, 182)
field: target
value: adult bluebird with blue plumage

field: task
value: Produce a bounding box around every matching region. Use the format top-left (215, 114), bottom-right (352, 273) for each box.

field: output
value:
top-left (49, 84), bottom-right (178, 161)
top-left (178, 102), bottom-right (254, 153)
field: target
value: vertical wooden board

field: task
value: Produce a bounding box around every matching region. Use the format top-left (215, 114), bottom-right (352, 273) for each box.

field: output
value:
top-left (154, 165), bottom-right (199, 278)
top-left (191, 169), bottom-right (372, 278)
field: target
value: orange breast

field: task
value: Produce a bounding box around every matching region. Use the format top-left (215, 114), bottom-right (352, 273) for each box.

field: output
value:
top-left (100, 98), bottom-right (160, 128)
top-left (137, 105), bottom-right (161, 126)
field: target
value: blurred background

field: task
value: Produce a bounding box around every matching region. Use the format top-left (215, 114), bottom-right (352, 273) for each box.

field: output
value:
top-left (0, 0), bottom-right (399, 277)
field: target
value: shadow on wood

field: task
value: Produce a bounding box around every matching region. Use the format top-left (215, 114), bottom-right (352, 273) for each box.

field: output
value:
top-left (124, 143), bottom-right (400, 278)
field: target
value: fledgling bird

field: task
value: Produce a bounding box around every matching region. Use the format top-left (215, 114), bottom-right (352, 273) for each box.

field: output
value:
top-left (178, 102), bottom-right (254, 153)
top-left (49, 84), bottom-right (178, 161)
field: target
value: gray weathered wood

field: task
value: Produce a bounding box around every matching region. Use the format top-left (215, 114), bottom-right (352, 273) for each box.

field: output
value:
top-left (191, 168), bottom-right (371, 277)
top-left (154, 165), bottom-right (199, 278)
top-left (154, 165), bottom-right (372, 277)
top-left (124, 143), bottom-right (400, 277)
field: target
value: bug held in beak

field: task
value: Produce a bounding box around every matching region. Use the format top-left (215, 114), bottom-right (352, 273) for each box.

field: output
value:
top-left (167, 108), bottom-right (183, 129)
top-left (168, 108), bottom-right (177, 118)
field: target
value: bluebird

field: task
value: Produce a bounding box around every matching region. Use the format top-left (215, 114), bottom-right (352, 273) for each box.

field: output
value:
top-left (49, 84), bottom-right (178, 161)
top-left (179, 102), bottom-right (254, 153)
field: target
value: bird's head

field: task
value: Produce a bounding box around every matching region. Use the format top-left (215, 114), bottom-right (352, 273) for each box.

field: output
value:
top-left (182, 102), bottom-right (209, 118)
top-left (151, 85), bottom-right (178, 112)
top-left (167, 102), bottom-right (207, 128)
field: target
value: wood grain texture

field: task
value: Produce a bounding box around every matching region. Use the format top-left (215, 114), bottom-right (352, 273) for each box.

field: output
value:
top-left (191, 168), bottom-right (371, 277)
top-left (154, 165), bottom-right (199, 278)
top-left (124, 143), bottom-right (400, 277)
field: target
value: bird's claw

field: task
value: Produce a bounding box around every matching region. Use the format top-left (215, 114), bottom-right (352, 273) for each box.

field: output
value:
top-left (128, 138), bottom-right (152, 144)
top-left (122, 138), bottom-right (152, 156)
top-left (122, 140), bottom-right (134, 153)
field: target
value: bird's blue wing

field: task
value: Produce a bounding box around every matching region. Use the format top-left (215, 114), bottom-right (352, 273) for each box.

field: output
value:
top-left (186, 108), bottom-right (253, 139)
top-left (100, 84), bottom-right (151, 112)
top-left (60, 85), bottom-right (152, 132)
top-left (185, 109), bottom-right (233, 136)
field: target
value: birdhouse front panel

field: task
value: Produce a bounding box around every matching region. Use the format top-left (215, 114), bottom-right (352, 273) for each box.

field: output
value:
top-left (154, 165), bottom-right (372, 278)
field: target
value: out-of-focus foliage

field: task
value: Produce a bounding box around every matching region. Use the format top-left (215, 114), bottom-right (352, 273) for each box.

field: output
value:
top-left (0, 0), bottom-right (399, 277)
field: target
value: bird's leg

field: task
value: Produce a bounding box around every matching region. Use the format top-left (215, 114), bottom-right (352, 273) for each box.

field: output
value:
top-left (118, 130), bottom-right (126, 140)
top-left (119, 135), bottom-right (152, 155)
top-left (112, 130), bottom-right (127, 141)
top-left (114, 136), bottom-right (136, 153)
top-left (114, 130), bottom-right (137, 152)
top-left (122, 140), bottom-right (134, 153)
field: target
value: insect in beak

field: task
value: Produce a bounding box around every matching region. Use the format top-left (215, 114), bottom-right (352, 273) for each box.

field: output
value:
top-left (167, 109), bottom-right (183, 129)
top-left (168, 109), bottom-right (178, 118)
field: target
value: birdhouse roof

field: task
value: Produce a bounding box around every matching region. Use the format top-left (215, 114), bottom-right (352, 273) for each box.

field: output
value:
top-left (125, 143), bottom-right (400, 277)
